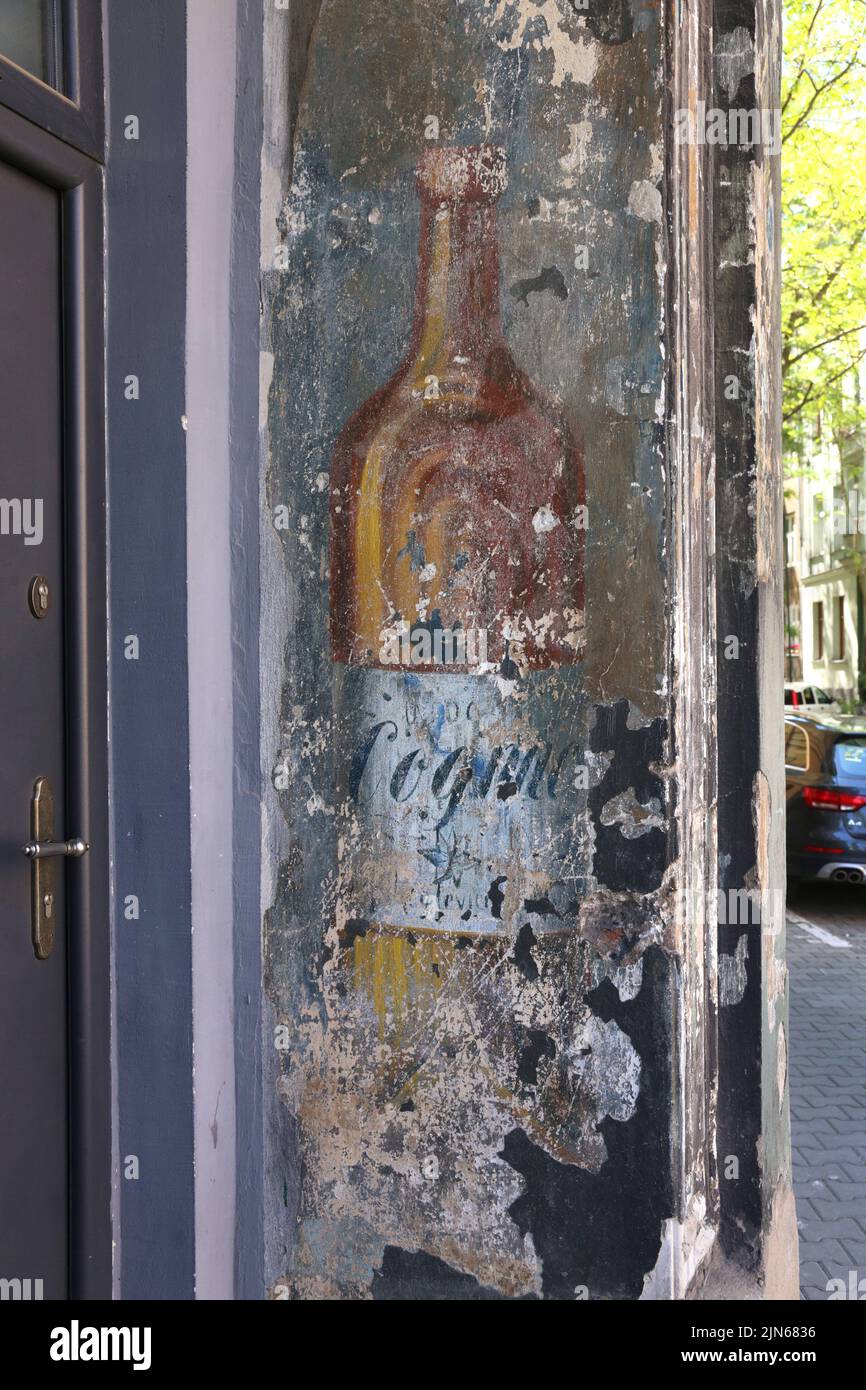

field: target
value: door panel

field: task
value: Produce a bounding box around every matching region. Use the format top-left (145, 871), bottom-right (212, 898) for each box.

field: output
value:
top-left (0, 157), bottom-right (68, 1297)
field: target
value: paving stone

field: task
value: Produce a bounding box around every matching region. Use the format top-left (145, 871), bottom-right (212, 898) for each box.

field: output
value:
top-left (812, 1200), bottom-right (866, 1221)
top-left (787, 897), bottom-right (866, 1300)
top-left (796, 1183), bottom-right (866, 1203)
top-left (790, 1149), bottom-right (865, 1165)
top-left (797, 1239), bottom-right (853, 1267)
top-left (799, 1262), bottom-right (832, 1296)
top-left (829, 1120), bottom-right (866, 1136)
top-left (798, 1219), bottom-right (866, 1243)
top-left (793, 1167), bottom-right (856, 1183)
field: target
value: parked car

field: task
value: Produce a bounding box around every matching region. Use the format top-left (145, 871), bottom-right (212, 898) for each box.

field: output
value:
top-left (786, 714), bottom-right (866, 884)
top-left (784, 682), bottom-right (840, 712)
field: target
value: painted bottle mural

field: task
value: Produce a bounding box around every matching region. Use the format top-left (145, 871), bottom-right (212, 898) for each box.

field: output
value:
top-left (330, 147), bottom-right (589, 1040)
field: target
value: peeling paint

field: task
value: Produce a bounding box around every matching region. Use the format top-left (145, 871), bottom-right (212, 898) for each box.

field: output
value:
top-left (715, 26), bottom-right (755, 103)
top-left (719, 933), bottom-right (748, 1006)
top-left (600, 786), bottom-right (665, 839)
top-left (485, 0), bottom-right (600, 89)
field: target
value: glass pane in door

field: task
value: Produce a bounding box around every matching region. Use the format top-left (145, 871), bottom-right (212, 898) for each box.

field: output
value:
top-left (0, 1), bottom-right (61, 89)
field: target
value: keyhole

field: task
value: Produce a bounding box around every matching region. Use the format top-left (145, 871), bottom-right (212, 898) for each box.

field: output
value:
top-left (43, 892), bottom-right (53, 920)
top-left (28, 576), bottom-right (50, 619)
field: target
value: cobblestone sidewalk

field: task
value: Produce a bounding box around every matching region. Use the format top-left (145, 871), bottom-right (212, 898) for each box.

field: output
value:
top-left (787, 885), bottom-right (866, 1300)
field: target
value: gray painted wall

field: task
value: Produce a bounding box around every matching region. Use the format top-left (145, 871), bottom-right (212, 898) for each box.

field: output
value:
top-left (106, 0), bottom-right (266, 1298)
top-left (105, 0), bottom-right (194, 1300)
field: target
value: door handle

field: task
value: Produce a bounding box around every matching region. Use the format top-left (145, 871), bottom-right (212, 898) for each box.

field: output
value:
top-left (23, 837), bottom-right (89, 860)
top-left (22, 777), bottom-right (89, 960)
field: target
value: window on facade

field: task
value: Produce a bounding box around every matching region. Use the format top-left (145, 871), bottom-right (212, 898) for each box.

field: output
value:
top-left (833, 485), bottom-right (847, 546)
top-left (834, 595), bottom-right (845, 660)
top-left (811, 494), bottom-right (826, 557)
top-left (813, 600), bottom-right (824, 661)
top-left (785, 724), bottom-right (809, 770)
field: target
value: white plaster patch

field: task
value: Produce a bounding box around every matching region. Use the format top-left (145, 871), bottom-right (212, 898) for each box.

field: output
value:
top-left (626, 702), bottom-right (654, 731)
top-left (715, 26), bottom-right (755, 103)
top-left (627, 179), bottom-right (663, 224)
top-left (532, 504), bottom-right (560, 534)
top-left (259, 350), bottom-right (275, 431)
top-left (486, 0), bottom-right (599, 88)
top-left (608, 958), bottom-right (644, 1003)
top-left (641, 1196), bottom-right (716, 1299)
top-left (559, 120), bottom-right (594, 178)
top-left (585, 748), bottom-right (614, 787)
top-left (604, 357), bottom-right (628, 415)
top-left (574, 1015), bottom-right (641, 1124)
top-left (600, 787), bottom-right (665, 839)
top-left (777, 1019), bottom-right (787, 1112)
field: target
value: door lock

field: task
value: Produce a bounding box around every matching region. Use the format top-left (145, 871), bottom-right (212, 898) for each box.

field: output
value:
top-left (28, 575), bottom-right (50, 619)
top-left (22, 777), bottom-right (89, 960)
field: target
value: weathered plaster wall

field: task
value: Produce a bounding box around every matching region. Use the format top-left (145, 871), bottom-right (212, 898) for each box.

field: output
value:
top-left (261, 0), bottom-right (678, 1302)
top-left (257, 0), bottom-right (790, 1300)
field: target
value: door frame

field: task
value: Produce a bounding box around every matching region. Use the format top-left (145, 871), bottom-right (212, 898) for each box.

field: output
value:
top-left (0, 15), bottom-right (110, 1300)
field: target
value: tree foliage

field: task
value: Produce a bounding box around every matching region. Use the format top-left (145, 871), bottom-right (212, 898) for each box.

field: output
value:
top-left (783, 0), bottom-right (866, 462)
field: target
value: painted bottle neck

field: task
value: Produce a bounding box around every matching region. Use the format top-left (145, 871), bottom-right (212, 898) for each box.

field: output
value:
top-left (409, 194), bottom-right (504, 375)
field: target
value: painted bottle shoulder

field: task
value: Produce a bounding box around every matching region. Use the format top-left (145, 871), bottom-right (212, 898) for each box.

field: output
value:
top-left (330, 349), bottom-right (585, 670)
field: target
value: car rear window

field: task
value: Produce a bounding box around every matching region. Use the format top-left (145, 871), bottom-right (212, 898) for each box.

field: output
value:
top-left (785, 724), bottom-right (808, 769)
top-left (833, 738), bottom-right (866, 779)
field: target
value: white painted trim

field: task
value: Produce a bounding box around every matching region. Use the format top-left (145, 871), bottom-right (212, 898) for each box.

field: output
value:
top-left (186, 0), bottom-right (238, 1299)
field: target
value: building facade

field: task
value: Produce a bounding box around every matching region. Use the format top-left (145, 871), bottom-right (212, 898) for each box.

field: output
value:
top-left (787, 404), bottom-right (866, 705)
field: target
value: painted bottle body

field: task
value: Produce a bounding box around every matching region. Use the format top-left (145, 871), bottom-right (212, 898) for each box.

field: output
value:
top-left (330, 146), bottom-right (586, 954)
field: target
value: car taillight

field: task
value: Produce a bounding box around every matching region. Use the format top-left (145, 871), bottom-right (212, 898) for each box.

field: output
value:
top-left (803, 786), bottom-right (866, 811)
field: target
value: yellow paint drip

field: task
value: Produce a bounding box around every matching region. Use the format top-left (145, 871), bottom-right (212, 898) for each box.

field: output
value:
top-left (351, 927), bottom-right (454, 1042)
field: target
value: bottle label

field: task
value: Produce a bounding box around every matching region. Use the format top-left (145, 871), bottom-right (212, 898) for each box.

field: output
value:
top-left (334, 663), bottom-right (589, 934)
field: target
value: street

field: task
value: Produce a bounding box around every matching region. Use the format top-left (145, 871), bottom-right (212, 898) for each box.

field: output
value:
top-left (787, 883), bottom-right (866, 1299)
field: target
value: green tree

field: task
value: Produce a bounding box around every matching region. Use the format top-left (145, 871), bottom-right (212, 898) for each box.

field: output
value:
top-left (783, 0), bottom-right (866, 462)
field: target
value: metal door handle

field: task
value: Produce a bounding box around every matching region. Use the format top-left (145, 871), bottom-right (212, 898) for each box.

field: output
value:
top-left (23, 837), bottom-right (89, 859)
top-left (24, 777), bottom-right (88, 960)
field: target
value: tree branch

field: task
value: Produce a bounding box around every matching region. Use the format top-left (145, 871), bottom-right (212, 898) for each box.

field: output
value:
top-left (782, 0), bottom-right (825, 117)
top-left (782, 50), bottom-right (861, 145)
top-left (786, 321), bottom-right (866, 368)
top-left (784, 345), bottom-right (866, 421)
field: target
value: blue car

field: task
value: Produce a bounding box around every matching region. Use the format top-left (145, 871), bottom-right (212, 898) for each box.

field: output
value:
top-left (786, 714), bottom-right (866, 885)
